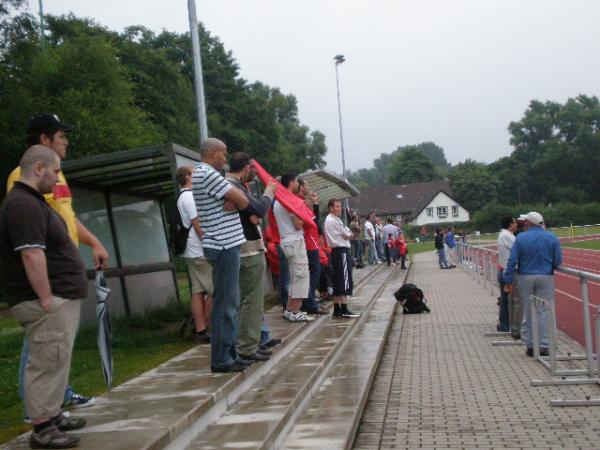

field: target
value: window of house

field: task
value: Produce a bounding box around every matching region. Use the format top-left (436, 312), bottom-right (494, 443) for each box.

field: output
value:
top-left (437, 206), bottom-right (448, 218)
top-left (452, 205), bottom-right (459, 217)
top-left (426, 207), bottom-right (433, 217)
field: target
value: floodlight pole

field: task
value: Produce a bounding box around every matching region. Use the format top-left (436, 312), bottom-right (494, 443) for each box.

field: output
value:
top-left (334, 54), bottom-right (349, 222)
top-left (187, 0), bottom-right (209, 144)
top-left (38, 0), bottom-right (46, 50)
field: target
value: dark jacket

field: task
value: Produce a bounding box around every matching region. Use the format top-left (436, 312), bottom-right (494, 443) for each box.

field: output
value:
top-left (434, 232), bottom-right (444, 250)
top-left (226, 176), bottom-right (273, 242)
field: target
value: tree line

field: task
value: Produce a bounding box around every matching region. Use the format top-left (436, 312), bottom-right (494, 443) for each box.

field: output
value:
top-left (347, 95), bottom-right (600, 231)
top-left (0, 3), bottom-right (327, 198)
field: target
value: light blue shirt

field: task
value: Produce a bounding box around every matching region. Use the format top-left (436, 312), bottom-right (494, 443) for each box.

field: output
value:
top-left (503, 226), bottom-right (562, 284)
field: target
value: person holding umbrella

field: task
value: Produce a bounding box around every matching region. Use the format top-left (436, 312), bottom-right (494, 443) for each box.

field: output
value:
top-left (7, 114), bottom-right (106, 417)
top-left (1, 146), bottom-right (88, 448)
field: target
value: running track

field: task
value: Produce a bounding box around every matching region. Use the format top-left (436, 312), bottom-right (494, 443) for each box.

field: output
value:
top-left (555, 245), bottom-right (600, 350)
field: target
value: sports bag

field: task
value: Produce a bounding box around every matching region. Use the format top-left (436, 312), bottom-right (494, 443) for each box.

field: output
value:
top-left (169, 189), bottom-right (191, 256)
top-left (394, 283), bottom-right (430, 314)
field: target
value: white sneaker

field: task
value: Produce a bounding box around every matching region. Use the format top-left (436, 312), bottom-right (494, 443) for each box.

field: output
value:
top-left (285, 311), bottom-right (315, 322)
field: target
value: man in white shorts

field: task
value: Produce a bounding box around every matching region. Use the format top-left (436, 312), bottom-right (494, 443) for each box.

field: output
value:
top-left (176, 166), bottom-right (213, 344)
top-left (273, 173), bottom-right (314, 322)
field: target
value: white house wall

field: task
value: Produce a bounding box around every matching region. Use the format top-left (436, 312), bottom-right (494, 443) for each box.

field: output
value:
top-left (411, 192), bottom-right (470, 226)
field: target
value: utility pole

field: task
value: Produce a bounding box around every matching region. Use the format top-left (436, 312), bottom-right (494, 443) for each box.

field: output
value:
top-left (334, 54), bottom-right (349, 222)
top-left (38, 0), bottom-right (46, 50)
top-left (187, 0), bottom-right (209, 145)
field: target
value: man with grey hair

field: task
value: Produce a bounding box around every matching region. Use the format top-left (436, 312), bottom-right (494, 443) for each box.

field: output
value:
top-left (192, 138), bottom-right (252, 373)
top-left (504, 211), bottom-right (562, 357)
top-left (1, 145), bottom-right (88, 448)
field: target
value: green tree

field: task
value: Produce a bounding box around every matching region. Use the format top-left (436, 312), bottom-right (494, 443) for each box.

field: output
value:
top-left (449, 159), bottom-right (497, 212)
top-left (387, 146), bottom-right (436, 184)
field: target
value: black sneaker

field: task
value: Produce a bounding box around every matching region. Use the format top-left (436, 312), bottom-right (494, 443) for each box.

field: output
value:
top-left (526, 348), bottom-right (549, 357)
top-left (257, 347), bottom-right (272, 356)
top-left (340, 309), bottom-right (360, 319)
top-left (239, 352), bottom-right (270, 361)
top-left (54, 412), bottom-right (86, 431)
top-left (30, 423), bottom-right (80, 449)
top-left (332, 309), bottom-right (344, 318)
top-left (194, 330), bottom-right (211, 344)
top-left (211, 362), bottom-right (247, 373)
top-left (264, 338), bottom-right (282, 348)
top-left (237, 357), bottom-right (256, 366)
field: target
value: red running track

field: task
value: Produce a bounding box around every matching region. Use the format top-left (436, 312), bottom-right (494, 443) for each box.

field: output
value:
top-left (555, 247), bottom-right (600, 350)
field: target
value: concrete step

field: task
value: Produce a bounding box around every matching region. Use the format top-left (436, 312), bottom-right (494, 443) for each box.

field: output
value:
top-left (183, 265), bottom-right (406, 450)
top-left (280, 268), bottom-right (407, 449)
top-left (2, 265), bottom-right (381, 450)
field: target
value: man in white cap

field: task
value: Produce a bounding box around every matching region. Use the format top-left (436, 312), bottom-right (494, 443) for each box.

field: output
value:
top-left (503, 211), bottom-right (562, 357)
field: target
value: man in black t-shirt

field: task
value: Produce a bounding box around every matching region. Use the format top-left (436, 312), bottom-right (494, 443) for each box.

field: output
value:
top-left (0, 146), bottom-right (87, 449)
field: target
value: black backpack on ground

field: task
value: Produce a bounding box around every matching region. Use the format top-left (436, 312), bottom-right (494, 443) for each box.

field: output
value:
top-left (169, 189), bottom-right (191, 256)
top-left (394, 283), bottom-right (430, 314)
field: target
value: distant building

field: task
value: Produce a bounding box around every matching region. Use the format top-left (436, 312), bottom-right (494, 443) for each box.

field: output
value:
top-left (348, 180), bottom-right (470, 226)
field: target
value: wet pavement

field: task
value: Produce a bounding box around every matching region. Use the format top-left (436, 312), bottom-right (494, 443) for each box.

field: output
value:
top-left (354, 252), bottom-right (600, 450)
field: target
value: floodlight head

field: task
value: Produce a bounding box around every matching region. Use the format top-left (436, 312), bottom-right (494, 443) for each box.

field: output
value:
top-left (334, 54), bottom-right (346, 64)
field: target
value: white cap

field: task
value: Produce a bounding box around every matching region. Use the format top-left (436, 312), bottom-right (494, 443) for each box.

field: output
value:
top-left (525, 211), bottom-right (544, 226)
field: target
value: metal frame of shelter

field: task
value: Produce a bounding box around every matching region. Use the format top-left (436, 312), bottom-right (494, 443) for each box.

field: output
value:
top-left (62, 143), bottom-right (202, 315)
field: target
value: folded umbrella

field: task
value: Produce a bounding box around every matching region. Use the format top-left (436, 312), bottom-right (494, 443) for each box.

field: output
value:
top-left (95, 270), bottom-right (113, 388)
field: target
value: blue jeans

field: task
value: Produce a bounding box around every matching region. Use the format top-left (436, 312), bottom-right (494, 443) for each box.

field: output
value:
top-left (302, 249), bottom-right (321, 311)
top-left (375, 239), bottom-right (385, 261)
top-left (497, 269), bottom-right (510, 332)
top-left (351, 240), bottom-right (363, 263)
top-left (367, 240), bottom-right (379, 264)
top-left (204, 245), bottom-right (242, 369)
top-left (19, 336), bottom-right (74, 415)
top-left (260, 320), bottom-right (271, 346)
top-left (438, 248), bottom-right (449, 268)
top-left (277, 245), bottom-right (289, 309)
top-left (385, 245), bottom-right (396, 265)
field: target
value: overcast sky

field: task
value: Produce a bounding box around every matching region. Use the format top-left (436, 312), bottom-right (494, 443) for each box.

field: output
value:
top-left (32, 0), bottom-right (600, 173)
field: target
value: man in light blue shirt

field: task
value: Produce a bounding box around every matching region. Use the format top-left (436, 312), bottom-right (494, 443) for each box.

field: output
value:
top-left (504, 211), bottom-right (562, 356)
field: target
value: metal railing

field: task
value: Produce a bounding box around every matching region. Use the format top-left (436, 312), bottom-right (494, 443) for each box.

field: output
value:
top-left (457, 242), bottom-right (600, 406)
top-left (457, 242), bottom-right (600, 371)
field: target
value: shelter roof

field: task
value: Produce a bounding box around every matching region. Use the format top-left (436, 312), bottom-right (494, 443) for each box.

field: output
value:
top-left (62, 143), bottom-right (200, 199)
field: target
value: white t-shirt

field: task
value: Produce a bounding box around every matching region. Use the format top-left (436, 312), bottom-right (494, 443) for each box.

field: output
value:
top-left (364, 220), bottom-right (375, 241)
top-left (497, 228), bottom-right (516, 269)
top-left (324, 214), bottom-right (352, 248)
top-left (273, 200), bottom-right (304, 244)
top-left (177, 189), bottom-right (204, 258)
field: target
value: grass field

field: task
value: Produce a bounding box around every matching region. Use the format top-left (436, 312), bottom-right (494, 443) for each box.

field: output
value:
top-left (0, 292), bottom-right (195, 444)
top-left (562, 239), bottom-right (600, 251)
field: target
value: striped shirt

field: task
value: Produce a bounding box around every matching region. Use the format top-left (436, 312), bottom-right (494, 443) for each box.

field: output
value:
top-left (191, 162), bottom-right (246, 250)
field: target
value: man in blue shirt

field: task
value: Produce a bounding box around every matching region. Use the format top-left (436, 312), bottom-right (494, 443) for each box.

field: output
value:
top-left (504, 212), bottom-right (562, 357)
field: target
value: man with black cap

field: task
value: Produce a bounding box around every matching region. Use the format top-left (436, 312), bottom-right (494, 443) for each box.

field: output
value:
top-left (7, 113), bottom-right (107, 414)
top-left (503, 211), bottom-right (562, 357)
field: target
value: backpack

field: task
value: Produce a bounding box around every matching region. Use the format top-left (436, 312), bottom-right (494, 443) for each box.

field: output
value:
top-left (394, 283), bottom-right (430, 314)
top-left (169, 189), bottom-right (192, 256)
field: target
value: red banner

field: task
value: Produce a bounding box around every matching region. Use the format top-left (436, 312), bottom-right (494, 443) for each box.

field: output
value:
top-left (252, 160), bottom-right (318, 233)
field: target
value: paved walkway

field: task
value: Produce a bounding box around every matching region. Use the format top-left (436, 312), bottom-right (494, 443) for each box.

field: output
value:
top-left (354, 252), bottom-right (600, 450)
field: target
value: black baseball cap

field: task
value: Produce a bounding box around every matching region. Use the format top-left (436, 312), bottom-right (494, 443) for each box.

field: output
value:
top-left (27, 113), bottom-right (74, 134)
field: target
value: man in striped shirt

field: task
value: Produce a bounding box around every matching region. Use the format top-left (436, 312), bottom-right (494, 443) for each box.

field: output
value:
top-left (192, 138), bottom-right (251, 373)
